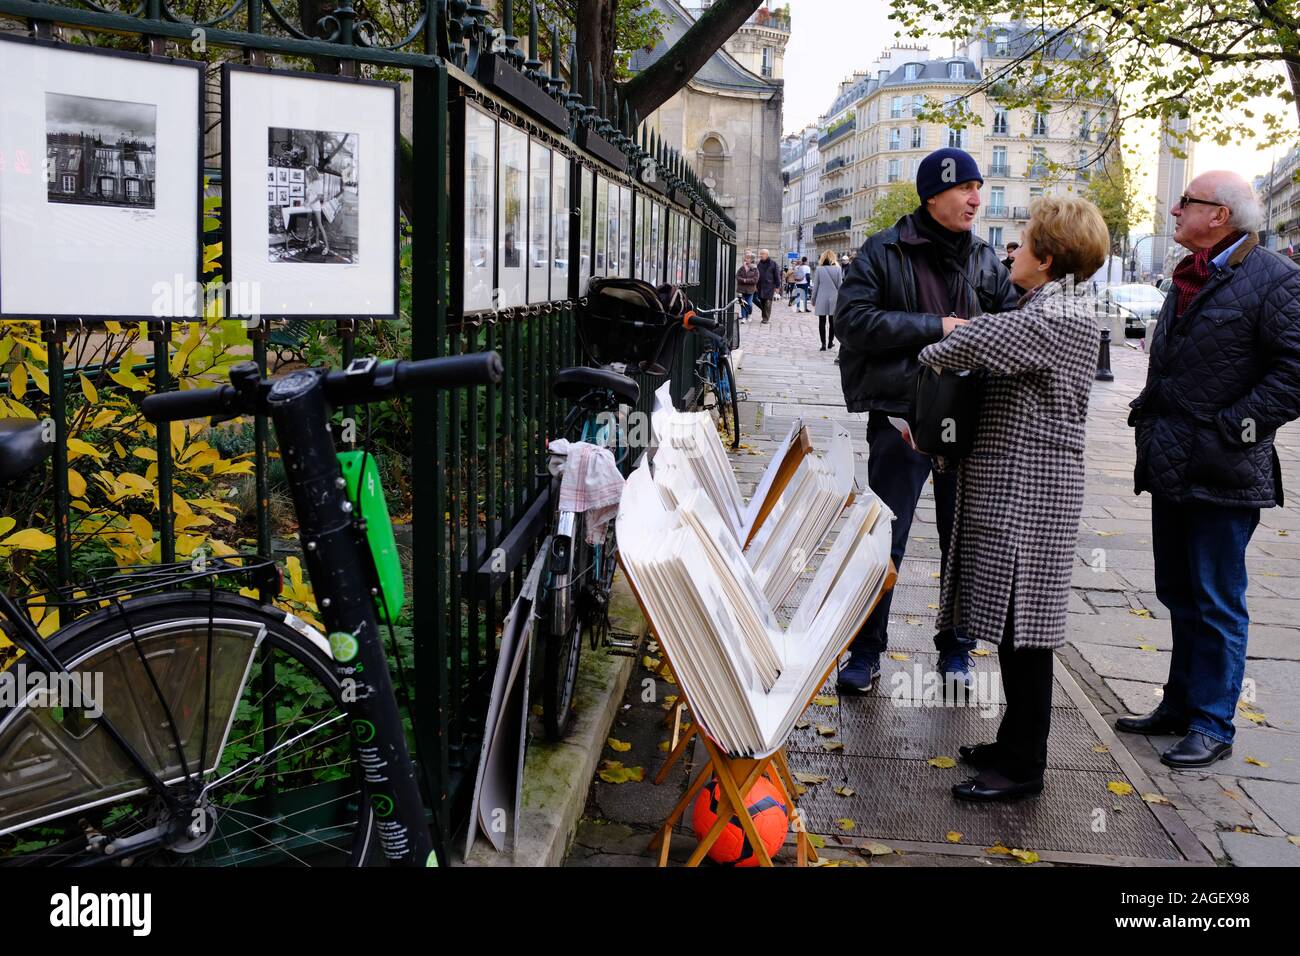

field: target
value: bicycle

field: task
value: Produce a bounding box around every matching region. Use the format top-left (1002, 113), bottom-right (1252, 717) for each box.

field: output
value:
top-left (0, 351), bottom-right (501, 867)
top-left (682, 300), bottom-right (741, 450)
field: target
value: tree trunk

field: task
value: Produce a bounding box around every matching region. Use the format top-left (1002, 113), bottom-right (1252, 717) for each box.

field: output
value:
top-left (577, 0), bottom-right (618, 102)
top-left (621, 0), bottom-right (763, 121)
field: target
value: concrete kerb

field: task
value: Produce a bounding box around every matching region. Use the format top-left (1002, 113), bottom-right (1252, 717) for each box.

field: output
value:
top-left (462, 569), bottom-right (645, 867)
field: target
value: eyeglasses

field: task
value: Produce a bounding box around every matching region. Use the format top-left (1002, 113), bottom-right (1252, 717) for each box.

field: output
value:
top-left (1176, 194), bottom-right (1226, 211)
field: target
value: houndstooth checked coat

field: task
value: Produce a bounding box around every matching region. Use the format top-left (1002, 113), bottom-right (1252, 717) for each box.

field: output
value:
top-left (917, 279), bottom-right (1097, 649)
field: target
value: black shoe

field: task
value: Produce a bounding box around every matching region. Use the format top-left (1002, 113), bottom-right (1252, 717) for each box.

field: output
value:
top-left (958, 742), bottom-right (1001, 770)
top-left (1115, 706), bottom-right (1189, 736)
top-left (836, 653), bottom-right (881, 694)
top-left (1161, 730), bottom-right (1233, 769)
top-left (952, 770), bottom-right (1043, 803)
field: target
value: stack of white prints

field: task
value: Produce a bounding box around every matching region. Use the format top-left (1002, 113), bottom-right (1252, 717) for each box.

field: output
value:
top-left (617, 459), bottom-right (893, 758)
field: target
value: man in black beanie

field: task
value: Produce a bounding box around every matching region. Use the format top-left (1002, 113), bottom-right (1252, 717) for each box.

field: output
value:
top-left (833, 147), bottom-right (1019, 693)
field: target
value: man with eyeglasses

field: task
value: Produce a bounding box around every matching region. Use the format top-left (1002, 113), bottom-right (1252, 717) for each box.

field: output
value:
top-left (1123, 171), bottom-right (1300, 768)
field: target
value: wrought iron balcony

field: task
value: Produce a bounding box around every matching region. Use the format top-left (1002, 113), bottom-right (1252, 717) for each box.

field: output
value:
top-left (988, 164), bottom-right (1011, 177)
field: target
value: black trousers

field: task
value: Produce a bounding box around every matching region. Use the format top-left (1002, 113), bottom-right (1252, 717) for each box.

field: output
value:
top-left (995, 614), bottom-right (1054, 782)
top-left (848, 412), bottom-right (971, 658)
top-left (818, 314), bottom-right (835, 347)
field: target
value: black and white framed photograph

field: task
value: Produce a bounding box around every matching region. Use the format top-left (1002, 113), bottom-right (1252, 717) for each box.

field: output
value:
top-left (689, 220), bottom-right (700, 285)
top-left (634, 192), bottom-right (646, 280)
top-left (0, 36), bottom-right (202, 319)
top-left (527, 139), bottom-right (552, 304)
top-left (605, 179), bottom-right (620, 276)
top-left (618, 185), bottom-right (632, 281)
top-left (222, 64), bottom-right (398, 320)
top-left (551, 153), bottom-right (570, 299)
top-left (463, 103), bottom-right (496, 313)
top-left (579, 165), bottom-right (593, 294)
top-left (594, 173), bottom-right (608, 276)
top-left (497, 122), bottom-right (527, 308)
top-left (267, 127), bottom-right (359, 264)
top-left (650, 202), bottom-right (662, 286)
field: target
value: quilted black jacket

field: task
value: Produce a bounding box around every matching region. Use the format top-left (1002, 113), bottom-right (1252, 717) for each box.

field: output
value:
top-left (1129, 233), bottom-right (1300, 508)
top-left (834, 215), bottom-right (1019, 415)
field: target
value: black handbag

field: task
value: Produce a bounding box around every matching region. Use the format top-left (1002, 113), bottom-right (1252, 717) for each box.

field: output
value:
top-left (911, 364), bottom-right (982, 458)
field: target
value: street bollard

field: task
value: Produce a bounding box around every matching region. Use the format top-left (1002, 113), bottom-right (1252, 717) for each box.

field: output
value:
top-left (1096, 327), bottom-right (1114, 382)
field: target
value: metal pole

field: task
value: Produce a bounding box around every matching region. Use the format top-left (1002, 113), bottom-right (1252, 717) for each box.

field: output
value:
top-left (1096, 328), bottom-right (1114, 382)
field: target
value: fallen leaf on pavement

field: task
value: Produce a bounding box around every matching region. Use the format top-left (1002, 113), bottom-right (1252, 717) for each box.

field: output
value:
top-left (1107, 781), bottom-right (1135, 797)
top-left (972, 648), bottom-right (990, 657)
top-left (1093, 744), bottom-right (1110, 753)
top-left (835, 818), bottom-right (855, 832)
top-left (794, 719), bottom-right (811, 730)
top-left (597, 760), bottom-right (645, 784)
top-left (813, 695), bottom-right (839, 707)
top-left (927, 756), bottom-right (957, 769)
top-left (946, 831), bottom-right (963, 844)
top-left (861, 841), bottom-right (894, 856)
top-left (822, 740), bottom-right (844, 752)
top-left (1288, 835), bottom-right (1300, 847)
top-left (1142, 793), bottom-right (1171, 805)
top-left (1244, 757), bottom-right (1270, 767)
top-left (1129, 609), bottom-right (1152, 618)
top-left (817, 724), bottom-right (836, 736)
top-left (607, 738), bottom-right (631, 752)
top-left (927, 604), bottom-right (940, 610)
top-left (1138, 644), bottom-right (1158, 651)
top-left (1010, 849), bottom-right (1040, 864)
top-left (834, 785), bottom-right (855, 797)
top-left (986, 844), bottom-right (1012, 857)
top-left (642, 656), bottom-right (661, 670)
top-left (795, 772), bottom-right (828, 786)
top-left (888, 652), bottom-right (911, 661)
top-left (807, 833), bottom-right (826, 849)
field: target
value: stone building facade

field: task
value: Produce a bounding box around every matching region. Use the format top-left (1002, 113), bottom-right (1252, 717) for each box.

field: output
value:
top-left (634, 0), bottom-right (787, 255)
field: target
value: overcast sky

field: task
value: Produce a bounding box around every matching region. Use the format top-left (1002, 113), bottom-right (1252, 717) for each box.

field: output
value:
top-left (774, 0), bottom-right (1293, 196)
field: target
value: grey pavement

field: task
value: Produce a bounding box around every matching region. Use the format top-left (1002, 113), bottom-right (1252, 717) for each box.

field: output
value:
top-left (567, 295), bottom-right (1300, 866)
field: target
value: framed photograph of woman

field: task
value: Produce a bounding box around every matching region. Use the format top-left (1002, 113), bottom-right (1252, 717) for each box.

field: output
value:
top-left (222, 63), bottom-right (398, 321)
top-left (497, 121), bottom-right (527, 309)
top-left (0, 35), bottom-right (202, 320)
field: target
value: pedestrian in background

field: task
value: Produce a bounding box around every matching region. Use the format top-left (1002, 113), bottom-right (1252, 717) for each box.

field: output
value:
top-left (833, 147), bottom-right (1019, 693)
top-left (1122, 171), bottom-right (1300, 768)
top-left (919, 195), bottom-right (1111, 802)
top-left (756, 248), bottom-right (781, 324)
top-left (812, 250), bottom-right (842, 350)
top-left (1001, 241), bottom-right (1019, 271)
top-left (795, 256), bottom-right (813, 312)
top-left (736, 250), bottom-right (758, 324)
top-left (782, 264), bottom-right (796, 303)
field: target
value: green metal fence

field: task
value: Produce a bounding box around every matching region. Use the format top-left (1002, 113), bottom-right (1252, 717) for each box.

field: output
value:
top-left (0, 0), bottom-right (736, 846)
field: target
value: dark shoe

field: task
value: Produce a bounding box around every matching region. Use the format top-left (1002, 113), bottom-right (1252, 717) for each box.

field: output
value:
top-left (958, 742), bottom-right (1001, 770)
top-left (1161, 730), bottom-right (1233, 769)
top-left (837, 653), bottom-right (881, 694)
top-left (952, 769), bottom-right (1043, 803)
top-left (1115, 706), bottom-right (1189, 736)
top-left (938, 650), bottom-right (975, 691)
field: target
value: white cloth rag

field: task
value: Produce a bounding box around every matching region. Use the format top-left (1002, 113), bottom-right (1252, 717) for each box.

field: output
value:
top-left (548, 439), bottom-right (625, 544)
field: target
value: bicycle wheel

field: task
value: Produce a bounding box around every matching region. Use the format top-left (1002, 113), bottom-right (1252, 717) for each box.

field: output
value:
top-left (716, 353), bottom-right (741, 449)
top-left (542, 510), bottom-right (589, 741)
top-left (0, 592), bottom-right (376, 867)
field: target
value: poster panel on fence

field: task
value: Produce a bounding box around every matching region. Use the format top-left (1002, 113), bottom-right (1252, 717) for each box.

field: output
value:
top-left (650, 202), bottom-right (661, 285)
top-left (527, 139), bottom-right (551, 304)
top-left (551, 154), bottom-right (569, 299)
top-left (690, 220), bottom-right (700, 285)
top-left (618, 185), bottom-right (632, 281)
top-left (594, 173), bottom-right (608, 276)
top-left (223, 64), bottom-right (397, 320)
top-left (463, 104), bottom-right (496, 313)
top-left (497, 123), bottom-right (527, 309)
top-left (605, 179), bottom-right (619, 276)
top-left (634, 193), bottom-right (646, 281)
top-left (0, 36), bottom-right (202, 320)
top-left (579, 165), bottom-right (593, 294)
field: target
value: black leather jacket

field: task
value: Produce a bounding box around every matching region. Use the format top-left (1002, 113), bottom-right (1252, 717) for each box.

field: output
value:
top-left (834, 215), bottom-right (1019, 415)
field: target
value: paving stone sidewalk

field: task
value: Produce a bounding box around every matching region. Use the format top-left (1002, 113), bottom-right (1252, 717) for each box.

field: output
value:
top-left (566, 296), bottom-right (1300, 867)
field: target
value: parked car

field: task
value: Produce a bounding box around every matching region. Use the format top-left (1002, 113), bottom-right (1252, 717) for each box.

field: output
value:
top-left (1158, 277), bottom-right (1173, 295)
top-left (1097, 282), bottom-right (1167, 337)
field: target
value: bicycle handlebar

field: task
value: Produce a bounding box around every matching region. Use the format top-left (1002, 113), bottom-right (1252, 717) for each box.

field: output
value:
top-left (683, 311), bottom-right (719, 332)
top-left (142, 353), bottom-right (503, 423)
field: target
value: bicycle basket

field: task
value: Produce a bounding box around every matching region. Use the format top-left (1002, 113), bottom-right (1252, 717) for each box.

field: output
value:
top-left (578, 278), bottom-right (684, 375)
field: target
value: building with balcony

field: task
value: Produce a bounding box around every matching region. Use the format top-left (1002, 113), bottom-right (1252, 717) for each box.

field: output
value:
top-left (637, 0), bottom-right (789, 253)
top-left (1151, 111), bottom-right (1196, 275)
top-left (781, 124), bottom-right (819, 259)
top-left (1255, 142), bottom-right (1300, 257)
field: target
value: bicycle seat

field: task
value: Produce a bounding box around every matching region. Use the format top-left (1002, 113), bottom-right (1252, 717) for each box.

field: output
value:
top-left (0, 419), bottom-right (51, 481)
top-left (553, 367), bottom-right (639, 408)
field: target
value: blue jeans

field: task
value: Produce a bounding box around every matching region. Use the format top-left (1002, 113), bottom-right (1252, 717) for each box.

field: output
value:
top-left (739, 292), bottom-right (754, 320)
top-left (1151, 495), bottom-right (1260, 744)
top-left (848, 412), bottom-right (973, 660)
top-left (795, 284), bottom-right (809, 310)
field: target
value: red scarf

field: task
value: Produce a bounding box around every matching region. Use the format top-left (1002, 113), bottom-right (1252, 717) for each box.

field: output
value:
top-left (1172, 231), bottom-right (1245, 317)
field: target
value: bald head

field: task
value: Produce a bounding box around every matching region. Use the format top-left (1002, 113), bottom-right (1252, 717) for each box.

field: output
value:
top-left (1174, 170), bottom-right (1262, 252)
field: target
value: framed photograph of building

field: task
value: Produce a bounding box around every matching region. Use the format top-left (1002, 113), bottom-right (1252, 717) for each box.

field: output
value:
top-left (462, 103), bottom-right (496, 313)
top-left (497, 122), bottom-right (527, 309)
top-left (0, 35), bottom-right (202, 319)
top-left (618, 185), bottom-right (632, 281)
top-left (605, 179), bottom-right (620, 276)
top-left (594, 173), bottom-right (608, 277)
top-left (634, 192), bottom-right (646, 280)
top-left (650, 202), bottom-right (661, 286)
top-left (222, 64), bottom-right (398, 320)
top-left (527, 139), bottom-right (551, 304)
top-left (579, 165), bottom-right (593, 294)
top-left (551, 154), bottom-right (570, 299)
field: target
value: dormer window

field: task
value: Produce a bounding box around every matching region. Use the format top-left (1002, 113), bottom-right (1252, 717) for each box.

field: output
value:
top-left (948, 62), bottom-right (963, 80)
top-left (995, 33), bottom-right (1009, 56)
top-left (904, 63), bottom-right (920, 81)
